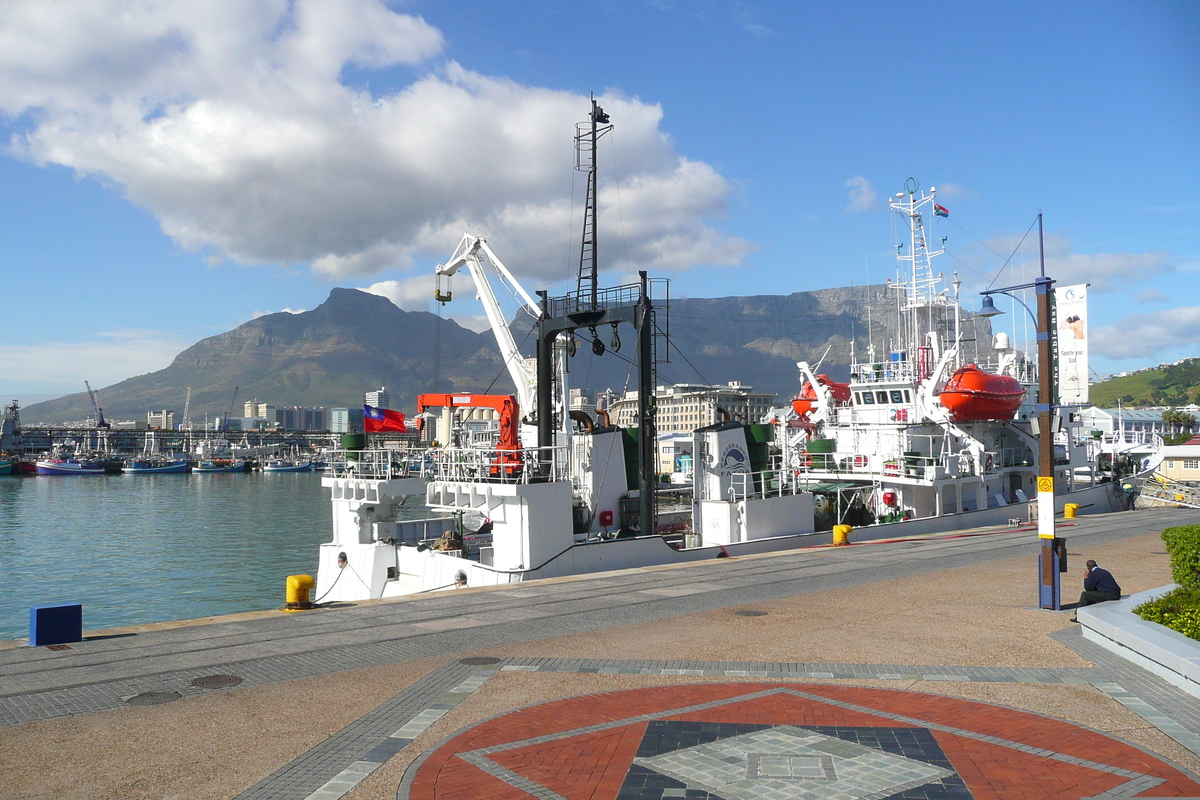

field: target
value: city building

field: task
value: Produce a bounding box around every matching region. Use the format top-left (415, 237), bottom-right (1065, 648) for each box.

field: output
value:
top-left (608, 382), bottom-right (777, 434)
top-left (657, 432), bottom-right (694, 476)
top-left (243, 401), bottom-right (277, 425)
top-left (331, 407), bottom-right (350, 433)
top-left (365, 387), bottom-right (390, 409)
top-left (146, 410), bottom-right (175, 430)
top-left (277, 406), bottom-right (328, 431)
top-left (1160, 435), bottom-right (1200, 484)
top-left (569, 389), bottom-right (596, 419)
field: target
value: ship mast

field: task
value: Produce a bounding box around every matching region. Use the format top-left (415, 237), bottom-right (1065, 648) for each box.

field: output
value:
top-left (890, 178), bottom-right (949, 381)
top-left (574, 95), bottom-right (612, 307)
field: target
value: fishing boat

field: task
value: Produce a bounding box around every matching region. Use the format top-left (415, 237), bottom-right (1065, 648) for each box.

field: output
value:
top-left (35, 458), bottom-right (105, 475)
top-left (262, 458), bottom-right (313, 472)
top-left (122, 458), bottom-right (190, 474)
top-left (0, 459), bottom-right (12, 475)
top-left (122, 430), bottom-right (189, 473)
top-left (193, 459), bottom-right (246, 473)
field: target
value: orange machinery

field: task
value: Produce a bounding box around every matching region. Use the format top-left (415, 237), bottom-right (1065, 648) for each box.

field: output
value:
top-left (417, 393), bottom-right (522, 474)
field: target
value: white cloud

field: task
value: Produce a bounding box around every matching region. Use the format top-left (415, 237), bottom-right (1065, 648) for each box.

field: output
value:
top-left (1092, 306), bottom-right (1200, 360)
top-left (844, 176), bottom-right (876, 213)
top-left (1135, 289), bottom-right (1166, 303)
top-left (362, 277), bottom-right (429, 312)
top-left (933, 182), bottom-right (971, 201)
top-left (0, 0), bottom-right (749, 282)
top-left (0, 329), bottom-right (190, 390)
top-left (250, 308), bottom-right (305, 319)
top-left (967, 233), bottom-right (1173, 292)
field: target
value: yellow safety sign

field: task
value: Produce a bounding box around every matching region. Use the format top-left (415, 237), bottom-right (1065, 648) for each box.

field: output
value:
top-left (1037, 476), bottom-right (1054, 493)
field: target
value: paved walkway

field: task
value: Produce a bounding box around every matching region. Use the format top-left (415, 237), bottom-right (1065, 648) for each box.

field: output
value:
top-left (3, 507), bottom-right (1200, 799)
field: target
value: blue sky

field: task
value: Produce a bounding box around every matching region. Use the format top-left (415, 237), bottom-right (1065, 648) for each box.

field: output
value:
top-left (0, 0), bottom-right (1197, 405)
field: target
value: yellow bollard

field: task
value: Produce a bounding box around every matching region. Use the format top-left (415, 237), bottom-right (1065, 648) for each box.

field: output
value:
top-left (1064, 503), bottom-right (1079, 519)
top-left (285, 574), bottom-right (315, 611)
top-left (832, 524), bottom-right (852, 546)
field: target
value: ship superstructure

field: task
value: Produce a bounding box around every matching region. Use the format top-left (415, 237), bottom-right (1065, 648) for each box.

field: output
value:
top-left (774, 180), bottom-right (1090, 527)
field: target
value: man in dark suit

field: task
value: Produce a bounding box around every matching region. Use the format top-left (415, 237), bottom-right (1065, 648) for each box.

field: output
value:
top-left (1079, 560), bottom-right (1122, 606)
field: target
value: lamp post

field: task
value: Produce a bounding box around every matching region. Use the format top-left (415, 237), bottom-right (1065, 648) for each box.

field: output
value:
top-left (978, 218), bottom-right (1063, 609)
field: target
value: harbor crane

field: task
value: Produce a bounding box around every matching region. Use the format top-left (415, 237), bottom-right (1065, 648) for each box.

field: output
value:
top-left (222, 387), bottom-right (239, 431)
top-left (181, 387), bottom-right (192, 432)
top-left (84, 381), bottom-right (109, 429)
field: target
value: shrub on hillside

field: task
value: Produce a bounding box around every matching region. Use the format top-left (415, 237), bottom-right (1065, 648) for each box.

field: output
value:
top-left (1161, 525), bottom-right (1200, 589)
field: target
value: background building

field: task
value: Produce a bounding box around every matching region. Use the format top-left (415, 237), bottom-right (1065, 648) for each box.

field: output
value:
top-left (1160, 435), bottom-right (1200, 484)
top-left (331, 407), bottom-right (350, 433)
top-left (609, 382), bottom-right (776, 434)
top-left (365, 387), bottom-right (390, 409)
top-left (277, 406), bottom-right (327, 431)
top-left (146, 410), bottom-right (175, 430)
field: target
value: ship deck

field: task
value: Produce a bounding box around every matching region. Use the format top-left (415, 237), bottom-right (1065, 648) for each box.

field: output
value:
top-left (4, 507), bottom-right (1200, 798)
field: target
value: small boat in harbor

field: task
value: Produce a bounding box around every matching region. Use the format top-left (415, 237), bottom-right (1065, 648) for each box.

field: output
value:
top-left (262, 458), bottom-right (313, 472)
top-left (193, 459), bottom-right (246, 473)
top-left (0, 459), bottom-right (12, 475)
top-left (122, 458), bottom-right (190, 474)
top-left (123, 430), bottom-right (189, 473)
top-left (36, 458), bottom-right (105, 475)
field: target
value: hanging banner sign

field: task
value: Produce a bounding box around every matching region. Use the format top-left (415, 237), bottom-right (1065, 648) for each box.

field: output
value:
top-left (1054, 284), bottom-right (1089, 404)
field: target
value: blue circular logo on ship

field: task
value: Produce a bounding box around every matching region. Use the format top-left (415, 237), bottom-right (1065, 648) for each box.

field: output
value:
top-left (721, 444), bottom-right (749, 473)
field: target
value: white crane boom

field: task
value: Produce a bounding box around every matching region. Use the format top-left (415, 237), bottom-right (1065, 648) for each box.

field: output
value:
top-left (435, 234), bottom-right (542, 412)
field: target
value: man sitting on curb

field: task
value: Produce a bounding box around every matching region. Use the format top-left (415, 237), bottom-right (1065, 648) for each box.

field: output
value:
top-left (1072, 560), bottom-right (1122, 621)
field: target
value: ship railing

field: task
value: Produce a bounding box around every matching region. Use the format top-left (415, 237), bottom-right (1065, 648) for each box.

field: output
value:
top-left (323, 447), bottom-right (429, 480)
top-left (728, 468), bottom-right (804, 501)
top-left (425, 444), bottom-right (571, 485)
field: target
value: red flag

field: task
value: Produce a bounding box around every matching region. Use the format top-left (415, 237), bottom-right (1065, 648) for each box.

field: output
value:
top-left (363, 404), bottom-right (407, 433)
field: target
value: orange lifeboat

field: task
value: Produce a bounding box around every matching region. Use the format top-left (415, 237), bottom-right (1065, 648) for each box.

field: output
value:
top-left (938, 364), bottom-right (1025, 421)
top-left (791, 374), bottom-right (852, 417)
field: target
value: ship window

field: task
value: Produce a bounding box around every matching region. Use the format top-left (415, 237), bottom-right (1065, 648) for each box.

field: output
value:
top-left (890, 390), bottom-right (903, 403)
top-left (861, 392), bottom-right (875, 405)
top-left (904, 390), bottom-right (911, 402)
top-left (876, 391), bottom-right (888, 404)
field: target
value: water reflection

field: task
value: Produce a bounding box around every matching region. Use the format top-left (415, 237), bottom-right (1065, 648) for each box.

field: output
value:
top-left (0, 472), bottom-right (333, 639)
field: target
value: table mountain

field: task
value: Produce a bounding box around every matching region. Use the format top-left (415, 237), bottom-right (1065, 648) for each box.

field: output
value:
top-left (23, 284), bottom-right (992, 424)
top-left (23, 288), bottom-right (510, 424)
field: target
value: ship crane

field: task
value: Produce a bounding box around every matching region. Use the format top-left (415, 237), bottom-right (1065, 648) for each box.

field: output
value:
top-left (435, 235), bottom-right (542, 415)
top-left (84, 381), bottom-right (110, 429)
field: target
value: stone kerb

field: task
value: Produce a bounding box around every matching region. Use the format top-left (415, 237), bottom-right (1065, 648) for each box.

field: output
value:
top-left (1079, 584), bottom-right (1200, 698)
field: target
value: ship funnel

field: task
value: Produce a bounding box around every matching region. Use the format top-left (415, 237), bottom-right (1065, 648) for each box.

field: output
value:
top-left (994, 332), bottom-right (1011, 351)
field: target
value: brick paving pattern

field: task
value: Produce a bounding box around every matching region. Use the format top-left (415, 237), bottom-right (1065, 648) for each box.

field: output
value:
top-left (402, 683), bottom-right (1200, 799)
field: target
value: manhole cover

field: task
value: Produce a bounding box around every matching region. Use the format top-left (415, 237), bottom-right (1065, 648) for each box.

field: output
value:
top-left (125, 691), bottom-right (182, 706)
top-left (735, 610), bottom-right (768, 617)
top-left (191, 674), bottom-right (244, 689)
top-left (458, 656), bottom-right (502, 665)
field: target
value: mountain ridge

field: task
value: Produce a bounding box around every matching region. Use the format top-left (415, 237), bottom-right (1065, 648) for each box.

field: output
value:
top-left (23, 284), bottom-right (993, 424)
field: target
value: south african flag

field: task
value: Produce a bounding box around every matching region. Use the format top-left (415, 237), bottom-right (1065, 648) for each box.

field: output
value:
top-left (934, 203), bottom-right (949, 217)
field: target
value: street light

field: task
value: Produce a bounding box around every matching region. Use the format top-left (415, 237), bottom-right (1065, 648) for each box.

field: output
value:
top-left (978, 214), bottom-right (1064, 610)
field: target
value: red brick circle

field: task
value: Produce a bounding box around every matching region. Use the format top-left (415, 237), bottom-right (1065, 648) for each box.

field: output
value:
top-left (405, 682), bottom-right (1200, 799)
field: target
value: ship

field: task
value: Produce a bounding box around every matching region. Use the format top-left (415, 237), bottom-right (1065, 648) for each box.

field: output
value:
top-left (312, 144), bottom-right (1124, 601)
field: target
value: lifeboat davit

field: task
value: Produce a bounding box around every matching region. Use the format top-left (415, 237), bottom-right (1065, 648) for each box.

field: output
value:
top-left (791, 374), bottom-right (853, 417)
top-left (938, 364), bottom-right (1025, 421)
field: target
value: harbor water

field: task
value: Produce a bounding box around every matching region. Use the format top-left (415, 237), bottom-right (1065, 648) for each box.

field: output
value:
top-left (0, 472), bottom-right (351, 640)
